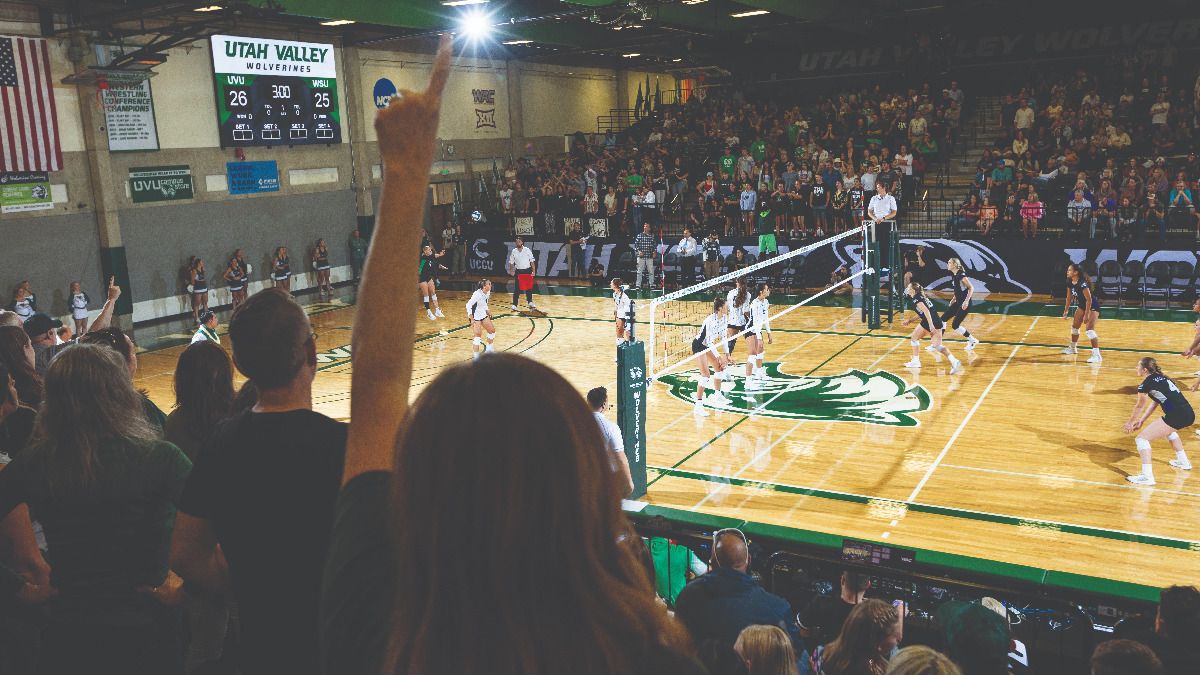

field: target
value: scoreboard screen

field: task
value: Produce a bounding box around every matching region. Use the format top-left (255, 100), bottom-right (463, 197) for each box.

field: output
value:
top-left (211, 35), bottom-right (342, 147)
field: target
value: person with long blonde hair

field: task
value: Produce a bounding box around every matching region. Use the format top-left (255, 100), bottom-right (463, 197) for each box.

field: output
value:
top-left (0, 344), bottom-right (192, 674)
top-left (320, 39), bottom-right (701, 675)
top-left (810, 599), bottom-right (903, 675)
top-left (1123, 356), bottom-right (1194, 485)
top-left (735, 625), bottom-right (800, 675)
top-left (884, 646), bottom-right (961, 675)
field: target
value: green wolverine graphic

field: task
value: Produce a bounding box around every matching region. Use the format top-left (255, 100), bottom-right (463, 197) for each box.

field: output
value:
top-left (659, 363), bottom-right (932, 427)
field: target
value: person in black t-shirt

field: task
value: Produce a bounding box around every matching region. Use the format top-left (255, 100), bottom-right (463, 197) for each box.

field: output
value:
top-left (799, 570), bottom-right (872, 654)
top-left (172, 288), bottom-right (346, 675)
top-left (1123, 357), bottom-right (1194, 487)
top-left (320, 42), bottom-right (703, 675)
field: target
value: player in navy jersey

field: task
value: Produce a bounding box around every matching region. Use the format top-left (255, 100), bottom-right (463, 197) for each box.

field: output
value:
top-left (417, 244), bottom-right (446, 320)
top-left (1123, 357), bottom-right (1194, 485)
top-left (1062, 263), bottom-right (1102, 363)
top-left (692, 297), bottom-right (731, 415)
top-left (902, 282), bottom-right (962, 374)
top-left (936, 258), bottom-right (981, 351)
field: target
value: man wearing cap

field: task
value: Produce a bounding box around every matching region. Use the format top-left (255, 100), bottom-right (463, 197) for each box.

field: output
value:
top-left (936, 599), bottom-right (1024, 675)
top-left (27, 278), bottom-right (121, 376)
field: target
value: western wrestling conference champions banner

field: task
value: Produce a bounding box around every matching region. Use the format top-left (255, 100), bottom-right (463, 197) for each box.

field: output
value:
top-left (462, 232), bottom-right (1200, 296)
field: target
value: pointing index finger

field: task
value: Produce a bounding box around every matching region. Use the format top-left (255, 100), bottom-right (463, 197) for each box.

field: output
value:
top-left (426, 34), bottom-right (452, 99)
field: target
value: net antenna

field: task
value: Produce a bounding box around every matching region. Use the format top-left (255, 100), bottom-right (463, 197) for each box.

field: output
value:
top-left (647, 223), bottom-right (872, 381)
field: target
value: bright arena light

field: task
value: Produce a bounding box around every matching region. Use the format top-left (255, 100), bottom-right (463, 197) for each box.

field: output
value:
top-left (457, 9), bottom-right (494, 43)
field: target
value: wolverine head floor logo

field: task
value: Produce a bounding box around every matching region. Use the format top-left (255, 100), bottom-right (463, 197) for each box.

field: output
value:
top-left (659, 363), bottom-right (932, 426)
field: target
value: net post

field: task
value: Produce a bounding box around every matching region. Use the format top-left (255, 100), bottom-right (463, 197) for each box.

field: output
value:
top-left (887, 225), bottom-right (900, 323)
top-left (616, 341), bottom-right (649, 499)
top-left (648, 300), bottom-right (658, 378)
top-left (864, 220), bottom-right (882, 329)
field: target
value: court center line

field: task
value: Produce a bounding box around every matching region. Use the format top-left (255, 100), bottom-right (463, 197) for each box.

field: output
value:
top-left (905, 315), bottom-right (1041, 503)
top-left (940, 463), bottom-right (1200, 499)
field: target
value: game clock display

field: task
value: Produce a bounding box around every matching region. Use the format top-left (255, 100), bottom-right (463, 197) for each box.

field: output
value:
top-left (211, 35), bottom-right (341, 147)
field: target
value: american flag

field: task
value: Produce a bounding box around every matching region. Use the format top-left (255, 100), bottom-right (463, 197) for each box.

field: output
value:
top-left (0, 36), bottom-right (62, 172)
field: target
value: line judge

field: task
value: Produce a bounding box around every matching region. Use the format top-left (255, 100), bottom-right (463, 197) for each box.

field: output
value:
top-left (507, 236), bottom-right (538, 312)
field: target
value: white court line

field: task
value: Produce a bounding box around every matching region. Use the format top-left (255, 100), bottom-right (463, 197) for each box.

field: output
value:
top-left (940, 463), bottom-right (1200, 499)
top-left (906, 315), bottom-right (1042, 503)
top-left (648, 466), bottom-right (1200, 546)
top-left (694, 337), bottom-right (912, 512)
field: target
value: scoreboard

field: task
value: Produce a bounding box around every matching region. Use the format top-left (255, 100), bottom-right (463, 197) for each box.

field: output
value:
top-left (210, 35), bottom-right (342, 147)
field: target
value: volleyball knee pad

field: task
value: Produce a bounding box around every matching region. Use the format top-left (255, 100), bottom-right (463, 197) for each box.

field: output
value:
top-left (1085, 330), bottom-right (1097, 340)
top-left (911, 340), bottom-right (920, 347)
top-left (1135, 437), bottom-right (1152, 452)
top-left (473, 337), bottom-right (482, 346)
top-left (1071, 328), bottom-right (1080, 337)
top-left (1168, 432), bottom-right (1180, 441)
top-left (486, 332), bottom-right (496, 341)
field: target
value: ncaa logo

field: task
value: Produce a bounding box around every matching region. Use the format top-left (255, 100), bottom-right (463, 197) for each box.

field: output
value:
top-left (373, 78), bottom-right (398, 109)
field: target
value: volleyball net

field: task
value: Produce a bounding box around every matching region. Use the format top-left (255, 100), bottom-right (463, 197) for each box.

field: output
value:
top-left (646, 224), bottom-right (873, 380)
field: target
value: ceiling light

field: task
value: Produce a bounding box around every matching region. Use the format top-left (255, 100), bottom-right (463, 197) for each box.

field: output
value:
top-left (672, 58), bottom-right (682, 62)
top-left (730, 10), bottom-right (769, 17)
top-left (622, 53), bottom-right (640, 58)
top-left (193, 5), bottom-right (222, 11)
top-left (320, 19), bottom-right (356, 26)
top-left (441, 0), bottom-right (489, 6)
top-left (502, 39), bottom-right (532, 45)
top-left (682, 0), bottom-right (708, 4)
top-left (457, 8), bottom-right (493, 43)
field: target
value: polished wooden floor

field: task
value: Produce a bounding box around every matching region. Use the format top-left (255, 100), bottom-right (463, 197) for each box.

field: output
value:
top-left (133, 290), bottom-right (1200, 589)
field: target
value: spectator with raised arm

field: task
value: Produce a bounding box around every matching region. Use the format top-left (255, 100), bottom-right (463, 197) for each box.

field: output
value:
top-left (318, 38), bottom-right (701, 675)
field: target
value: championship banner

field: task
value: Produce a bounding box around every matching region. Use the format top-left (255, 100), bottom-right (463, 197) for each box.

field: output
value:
top-left (617, 340), bottom-right (648, 499)
top-left (210, 34), bottom-right (341, 147)
top-left (129, 165), bottom-right (193, 203)
top-left (96, 45), bottom-right (159, 151)
top-left (227, 160), bottom-right (279, 195)
top-left (0, 171), bottom-right (52, 213)
top-left (513, 217), bottom-right (534, 236)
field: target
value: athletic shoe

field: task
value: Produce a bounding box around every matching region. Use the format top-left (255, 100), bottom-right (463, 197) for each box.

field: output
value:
top-left (709, 392), bottom-right (731, 406)
top-left (426, 309), bottom-right (435, 320)
top-left (511, 304), bottom-right (518, 311)
top-left (949, 360), bottom-right (963, 375)
top-left (1061, 346), bottom-right (1077, 355)
top-left (1086, 353), bottom-right (1102, 364)
top-left (966, 336), bottom-right (980, 350)
top-left (1169, 459), bottom-right (1193, 470)
top-left (435, 308), bottom-right (444, 318)
top-left (694, 400), bottom-right (710, 416)
top-left (904, 359), bottom-right (921, 368)
top-left (1125, 474), bottom-right (1156, 486)
top-left (527, 302), bottom-right (538, 311)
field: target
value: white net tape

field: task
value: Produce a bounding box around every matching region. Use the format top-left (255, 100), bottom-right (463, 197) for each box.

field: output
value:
top-left (647, 225), bottom-right (868, 380)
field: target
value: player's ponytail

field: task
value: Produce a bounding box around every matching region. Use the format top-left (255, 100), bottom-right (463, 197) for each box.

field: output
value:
top-left (755, 282), bottom-right (770, 298)
top-left (477, 279), bottom-right (489, 290)
top-left (947, 258), bottom-right (962, 273)
top-left (713, 297), bottom-right (726, 313)
top-left (908, 281), bottom-right (924, 295)
top-left (734, 277), bottom-right (749, 309)
top-left (1067, 262), bottom-right (1091, 285)
top-left (1140, 356), bottom-right (1165, 378)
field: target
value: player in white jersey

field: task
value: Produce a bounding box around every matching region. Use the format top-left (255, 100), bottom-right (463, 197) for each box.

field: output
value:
top-left (467, 280), bottom-right (496, 359)
top-left (691, 297), bottom-right (731, 416)
top-left (68, 281), bottom-right (90, 336)
top-left (744, 283), bottom-right (773, 388)
top-left (610, 278), bottom-right (633, 346)
top-left (724, 277), bottom-right (752, 380)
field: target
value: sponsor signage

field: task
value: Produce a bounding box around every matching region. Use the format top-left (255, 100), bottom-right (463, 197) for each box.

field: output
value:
top-left (0, 171), bottom-right (52, 213)
top-left (129, 165), bottom-right (193, 203)
top-left (226, 160), bottom-right (279, 195)
top-left (617, 340), bottom-right (648, 499)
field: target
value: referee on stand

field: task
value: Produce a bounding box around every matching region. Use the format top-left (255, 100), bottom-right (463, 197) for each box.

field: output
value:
top-left (867, 181), bottom-right (898, 248)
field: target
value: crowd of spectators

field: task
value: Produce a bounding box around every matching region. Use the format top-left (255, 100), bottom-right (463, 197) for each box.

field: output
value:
top-left (2, 38), bottom-right (1200, 675)
top-left (948, 57), bottom-right (1200, 240)
top-left (488, 79), bottom-right (964, 243)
